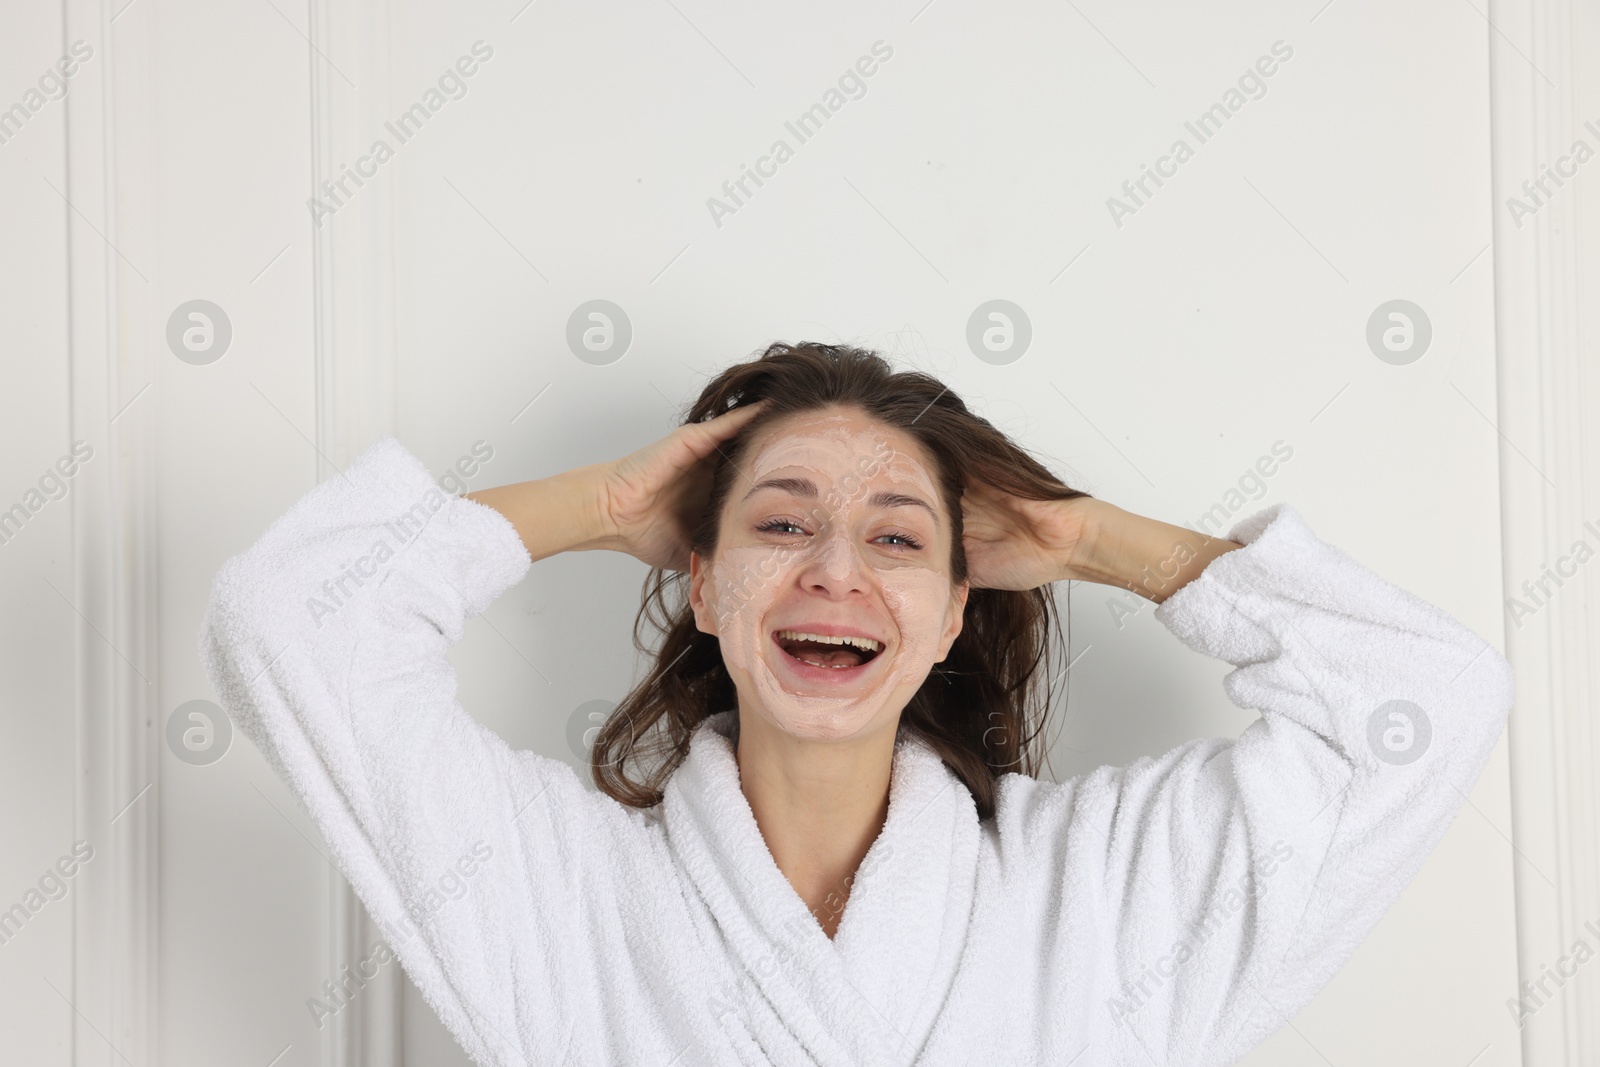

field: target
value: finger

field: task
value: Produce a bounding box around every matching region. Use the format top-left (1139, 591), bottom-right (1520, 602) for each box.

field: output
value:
top-left (677, 400), bottom-right (768, 462)
top-left (689, 399), bottom-right (767, 446)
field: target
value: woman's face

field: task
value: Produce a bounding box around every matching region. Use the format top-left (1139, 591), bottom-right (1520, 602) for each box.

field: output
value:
top-left (688, 405), bottom-right (969, 744)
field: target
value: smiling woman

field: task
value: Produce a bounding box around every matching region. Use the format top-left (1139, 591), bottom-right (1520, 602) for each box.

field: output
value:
top-left (590, 346), bottom-right (1092, 847)
top-left (200, 340), bottom-right (1514, 1065)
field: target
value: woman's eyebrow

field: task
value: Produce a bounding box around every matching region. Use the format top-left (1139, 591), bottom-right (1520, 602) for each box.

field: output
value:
top-left (745, 476), bottom-right (940, 527)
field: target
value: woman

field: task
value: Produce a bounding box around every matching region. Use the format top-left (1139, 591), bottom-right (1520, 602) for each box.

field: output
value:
top-left (200, 342), bottom-right (1513, 1066)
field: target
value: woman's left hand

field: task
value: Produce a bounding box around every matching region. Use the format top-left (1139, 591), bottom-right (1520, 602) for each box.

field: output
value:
top-left (961, 483), bottom-right (1100, 591)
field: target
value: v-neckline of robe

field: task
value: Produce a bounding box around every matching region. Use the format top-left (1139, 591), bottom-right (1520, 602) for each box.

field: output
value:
top-left (662, 710), bottom-right (982, 1067)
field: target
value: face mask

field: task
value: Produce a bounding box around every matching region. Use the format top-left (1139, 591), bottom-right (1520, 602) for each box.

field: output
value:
top-left (695, 410), bottom-right (966, 743)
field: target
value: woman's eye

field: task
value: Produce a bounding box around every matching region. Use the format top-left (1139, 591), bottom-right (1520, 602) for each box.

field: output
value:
top-left (758, 518), bottom-right (928, 550)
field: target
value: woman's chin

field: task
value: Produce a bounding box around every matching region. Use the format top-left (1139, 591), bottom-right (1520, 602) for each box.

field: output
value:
top-left (747, 667), bottom-right (898, 743)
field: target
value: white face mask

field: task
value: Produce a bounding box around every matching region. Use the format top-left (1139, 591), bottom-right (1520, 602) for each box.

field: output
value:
top-left (691, 408), bottom-right (969, 743)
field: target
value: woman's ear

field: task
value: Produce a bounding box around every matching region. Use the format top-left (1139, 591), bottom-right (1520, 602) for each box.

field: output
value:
top-left (688, 551), bottom-right (718, 636)
top-left (934, 580), bottom-right (970, 663)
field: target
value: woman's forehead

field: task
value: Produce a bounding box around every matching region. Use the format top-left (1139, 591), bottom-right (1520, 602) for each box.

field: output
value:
top-left (743, 408), bottom-right (938, 487)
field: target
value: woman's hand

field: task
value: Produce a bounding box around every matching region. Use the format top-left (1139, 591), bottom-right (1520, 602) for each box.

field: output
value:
top-left (961, 483), bottom-right (1100, 591)
top-left (467, 403), bottom-right (764, 571)
top-left (594, 402), bottom-right (766, 570)
top-left (962, 483), bottom-right (1246, 602)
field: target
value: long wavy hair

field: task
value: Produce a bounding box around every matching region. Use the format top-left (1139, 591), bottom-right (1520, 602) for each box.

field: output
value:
top-left (590, 342), bottom-right (1090, 819)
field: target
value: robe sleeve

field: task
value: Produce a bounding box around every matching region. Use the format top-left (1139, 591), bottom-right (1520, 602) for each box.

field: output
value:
top-left (1027, 502), bottom-right (1514, 1063)
top-left (197, 436), bottom-right (679, 1067)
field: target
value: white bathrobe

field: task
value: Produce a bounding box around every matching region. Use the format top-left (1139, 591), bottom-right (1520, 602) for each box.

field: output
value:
top-left (198, 436), bottom-right (1514, 1067)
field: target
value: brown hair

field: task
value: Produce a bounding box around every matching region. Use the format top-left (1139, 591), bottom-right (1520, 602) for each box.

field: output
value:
top-left (590, 342), bottom-right (1090, 819)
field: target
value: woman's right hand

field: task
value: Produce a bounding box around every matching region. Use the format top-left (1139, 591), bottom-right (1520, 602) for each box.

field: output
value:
top-left (587, 402), bottom-right (765, 570)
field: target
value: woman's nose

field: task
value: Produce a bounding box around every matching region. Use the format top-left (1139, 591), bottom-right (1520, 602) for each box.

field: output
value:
top-left (799, 526), bottom-right (868, 596)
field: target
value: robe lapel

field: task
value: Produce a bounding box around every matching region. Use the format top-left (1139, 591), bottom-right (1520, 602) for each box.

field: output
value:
top-left (832, 723), bottom-right (980, 1056)
top-left (663, 712), bottom-right (979, 1067)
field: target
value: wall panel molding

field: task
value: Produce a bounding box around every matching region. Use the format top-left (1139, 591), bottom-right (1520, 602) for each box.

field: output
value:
top-left (1490, 0), bottom-right (1600, 1062)
top-left (308, 0), bottom-right (402, 1064)
top-left (64, 0), bottom-right (159, 1063)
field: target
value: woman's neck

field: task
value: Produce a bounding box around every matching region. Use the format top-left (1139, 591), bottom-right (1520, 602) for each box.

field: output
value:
top-left (733, 710), bottom-right (897, 939)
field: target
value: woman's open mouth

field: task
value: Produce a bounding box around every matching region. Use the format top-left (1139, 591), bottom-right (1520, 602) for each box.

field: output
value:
top-left (772, 629), bottom-right (884, 671)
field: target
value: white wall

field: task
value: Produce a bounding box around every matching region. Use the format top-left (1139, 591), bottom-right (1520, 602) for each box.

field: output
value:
top-left (6, 0), bottom-right (1598, 1064)
top-left (0, 4), bottom-right (82, 1064)
top-left (382, 3), bottom-right (1512, 1058)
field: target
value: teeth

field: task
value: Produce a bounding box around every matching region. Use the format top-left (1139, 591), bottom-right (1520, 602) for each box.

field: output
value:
top-left (777, 630), bottom-right (883, 653)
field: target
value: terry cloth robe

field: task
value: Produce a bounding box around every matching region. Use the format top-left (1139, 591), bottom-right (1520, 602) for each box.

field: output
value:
top-left (198, 436), bottom-right (1515, 1067)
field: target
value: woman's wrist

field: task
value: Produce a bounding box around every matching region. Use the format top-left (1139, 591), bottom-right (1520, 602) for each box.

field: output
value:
top-left (1064, 499), bottom-right (1243, 603)
top-left (465, 463), bottom-right (616, 564)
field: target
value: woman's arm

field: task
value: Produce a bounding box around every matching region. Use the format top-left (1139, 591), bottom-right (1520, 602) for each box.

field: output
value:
top-left (197, 415), bottom-right (758, 1066)
top-left (467, 400), bottom-right (766, 569)
top-left (1060, 498), bottom-right (1244, 603)
top-left (960, 486), bottom-right (1241, 599)
top-left (993, 498), bottom-right (1514, 1063)
top-left (200, 439), bottom-right (663, 1065)
top-left (464, 462), bottom-right (612, 564)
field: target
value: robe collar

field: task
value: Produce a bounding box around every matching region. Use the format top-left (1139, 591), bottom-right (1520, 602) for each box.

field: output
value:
top-left (662, 710), bottom-right (981, 1067)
